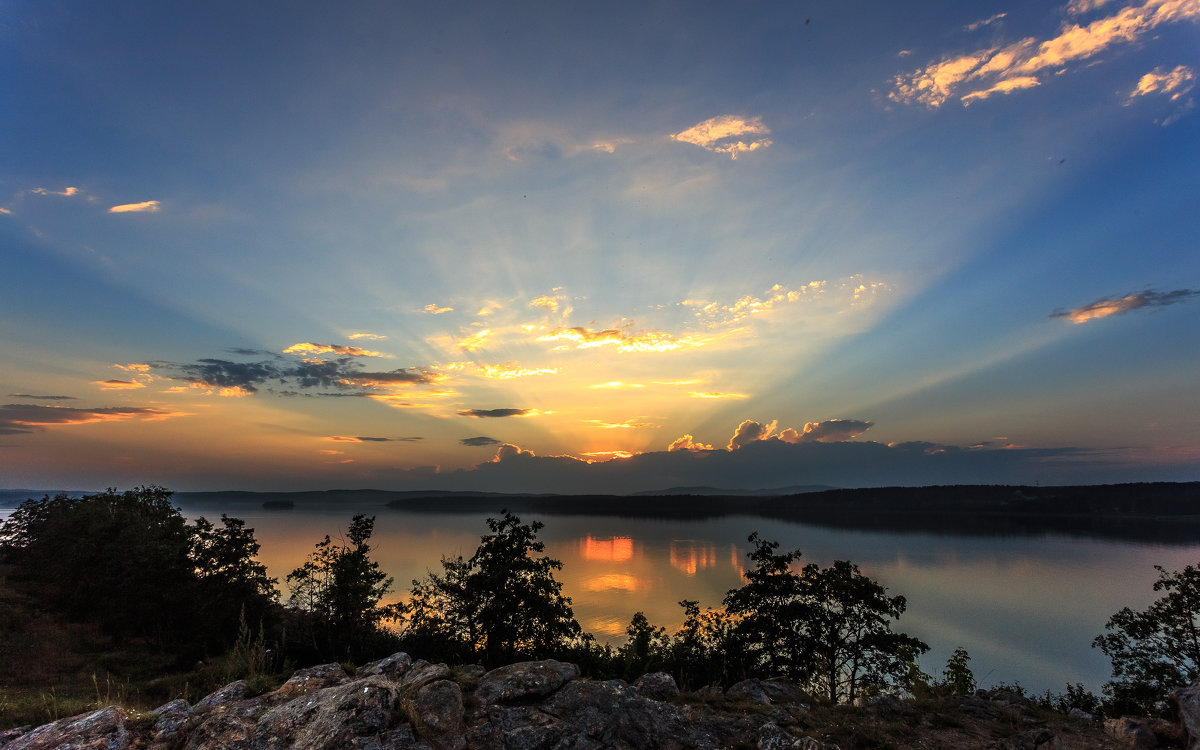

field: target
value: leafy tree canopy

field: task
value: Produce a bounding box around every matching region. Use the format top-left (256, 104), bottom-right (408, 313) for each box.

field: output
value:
top-left (1094, 564), bottom-right (1200, 715)
top-left (404, 511), bottom-right (582, 665)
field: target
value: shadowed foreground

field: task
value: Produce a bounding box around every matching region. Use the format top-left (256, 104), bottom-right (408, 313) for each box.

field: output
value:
top-left (0, 653), bottom-right (1177, 750)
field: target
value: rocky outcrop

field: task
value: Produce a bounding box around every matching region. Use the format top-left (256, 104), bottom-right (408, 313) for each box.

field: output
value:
top-left (0, 654), bottom-right (1144, 750)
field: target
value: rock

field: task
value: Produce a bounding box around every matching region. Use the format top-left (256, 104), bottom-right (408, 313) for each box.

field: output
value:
top-left (543, 678), bottom-right (699, 749)
top-left (252, 675), bottom-right (399, 749)
top-left (728, 679), bottom-right (773, 705)
top-left (473, 660), bottom-right (580, 705)
top-left (358, 651), bottom-right (414, 680)
top-left (757, 722), bottom-right (839, 750)
top-left (149, 698), bottom-right (191, 746)
top-left (0, 728), bottom-right (31, 746)
top-left (1104, 716), bottom-right (1157, 749)
top-left (272, 663), bottom-right (350, 699)
top-left (634, 672), bottom-right (679, 700)
top-left (1067, 707), bottom-right (1094, 721)
top-left (2, 706), bottom-right (137, 750)
top-left (194, 679), bottom-right (250, 710)
top-left (401, 661), bottom-right (454, 693)
top-left (458, 664), bottom-right (486, 680)
top-left (996, 727), bottom-right (1053, 750)
top-left (411, 679), bottom-right (465, 750)
top-left (1175, 679), bottom-right (1200, 750)
top-left (695, 685), bottom-right (724, 700)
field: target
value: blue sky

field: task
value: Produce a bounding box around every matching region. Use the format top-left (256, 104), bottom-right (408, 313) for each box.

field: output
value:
top-left (2, 0), bottom-right (1198, 492)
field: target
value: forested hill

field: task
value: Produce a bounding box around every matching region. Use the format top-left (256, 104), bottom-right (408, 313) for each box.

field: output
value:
top-left (163, 481), bottom-right (1200, 543)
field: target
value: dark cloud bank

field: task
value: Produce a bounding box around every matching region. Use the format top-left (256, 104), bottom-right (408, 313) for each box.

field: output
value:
top-left (372, 439), bottom-right (1181, 495)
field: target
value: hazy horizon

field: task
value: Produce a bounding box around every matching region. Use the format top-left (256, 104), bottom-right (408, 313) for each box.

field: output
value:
top-left (3, 1), bottom-right (1198, 492)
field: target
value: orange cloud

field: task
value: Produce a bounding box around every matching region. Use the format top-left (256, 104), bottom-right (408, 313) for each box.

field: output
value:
top-left (476, 364), bottom-right (558, 379)
top-left (778, 419), bottom-right (875, 443)
top-left (584, 418), bottom-right (659, 430)
top-left (283, 342), bottom-right (383, 357)
top-left (424, 304), bottom-right (453, 314)
top-left (670, 115), bottom-right (772, 160)
top-left (33, 187), bottom-right (80, 197)
top-left (689, 391), bottom-right (747, 399)
top-left (109, 200), bottom-right (160, 213)
top-left (728, 419), bottom-right (777, 450)
top-left (93, 379), bottom-right (146, 390)
top-left (892, 0), bottom-right (1200, 108)
top-left (348, 332), bottom-right (388, 340)
top-left (580, 450), bottom-right (636, 460)
top-left (667, 434), bottom-right (713, 452)
top-left (1051, 289), bottom-right (1200, 323)
top-left (0, 404), bottom-right (188, 434)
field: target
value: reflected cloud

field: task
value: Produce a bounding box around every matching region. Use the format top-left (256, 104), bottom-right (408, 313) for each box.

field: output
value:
top-left (581, 535), bottom-right (635, 562)
top-left (670, 541), bottom-right (719, 576)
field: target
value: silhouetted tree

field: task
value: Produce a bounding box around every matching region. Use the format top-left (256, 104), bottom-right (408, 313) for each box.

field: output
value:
top-left (1094, 564), bottom-right (1200, 715)
top-left (723, 533), bottom-right (927, 702)
top-left (617, 611), bottom-right (669, 680)
top-left (404, 511), bottom-right (582, 665)
top-left (286, 514), bottom-right (400, 661)
top-left (0, 487), bottom-right (276, 658)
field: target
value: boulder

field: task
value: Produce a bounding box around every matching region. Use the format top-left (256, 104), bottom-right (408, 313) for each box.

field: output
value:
top-left (401, 661), bottom-right (454, 694)
top-left (996, 727), bottom-right (1054, 750)
top-left (252, 675), bottom-right (399, 749)
top-left (272, 663), bottom-right (350, 699)
top-left (410, 679), bottom-right (465, 750)
top-left (634, 672), bottom-right (679, 700)
top-left (149, 698), bottom-right (191, 747)
top-left (1174, 679), bottom-right (1200, 750)
top-left (194, 679), bottom-right (249, 710)
top-left (473, 660), bottom-right (580, 705)
top-left (2, 706), bottom-right (137, 750)
top-left (358, 651), bottom-right (414, 680)
top-left (1104, 716), bottom-right (1157, 749)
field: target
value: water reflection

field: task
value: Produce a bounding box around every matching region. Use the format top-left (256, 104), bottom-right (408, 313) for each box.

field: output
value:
top-left (668, 540), bottom-right (719, 576)
top-left (581, 535), bottom-right (635, 562)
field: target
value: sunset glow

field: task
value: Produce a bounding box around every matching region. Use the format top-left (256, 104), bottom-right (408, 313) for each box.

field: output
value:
top-left (1, 1), bottom-right (1197, 491)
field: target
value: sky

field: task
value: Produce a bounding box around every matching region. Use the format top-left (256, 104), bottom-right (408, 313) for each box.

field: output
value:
top-left (2, 0), bottom-right (1198, 493)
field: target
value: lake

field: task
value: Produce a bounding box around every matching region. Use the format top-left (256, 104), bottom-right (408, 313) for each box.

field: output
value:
top-left (3, 495), bottom-right (1198, 695)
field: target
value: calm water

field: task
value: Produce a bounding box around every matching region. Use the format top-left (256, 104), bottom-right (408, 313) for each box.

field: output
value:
top-left (4, 498), bottom-right (1198, 695)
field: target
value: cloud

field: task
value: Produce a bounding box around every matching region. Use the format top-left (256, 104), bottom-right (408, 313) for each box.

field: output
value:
top-left (727, 419), bottom-right (778, 450)
top-left (425, 304), bottom-right (453, 314)
top-left (1050, 288), bottom-right (1200, 323)
top-left (475, 364), bottom-right (558, 379)
top-left (529, 294), bottom-right (565, 312)
top-left (492, 443), bottom-right (536, 462)
top-left (8, 393), bottom-right (77, 400)
top-left (584, 418), bottom-right (660, 430)
top-left (670, 115), bottom-right (772, 160)
top-left (1128, 65), bottom-right (1196, 101)
top-left (0, 207), bottom-right (11, 215)
top-left (461, 436), bottom-right (502, 447)
top-left (283, 342), bottom-right (383, 357)
top-left (667, 434), bottom-right (713, 452)
top-left (93, 379), bottom-right (146, 390)
top-left (339, 368), bottom-right (439, 387)
top-left (965, 12), bottom-right (1007, 31)
top-left (777, 419), bottom-right (875, 443)
top-left (537, 326), bottom-right (706, 353)
top-left (891, 0), bottom-right (1200, 108)
top-left (326, 435), bottom-right (420, 442)
top-left (458, 408), bottom-right (534, 418)
top-left (348, 332), bottom-right (388, 340)
top-left (0, 404), bottom-right (186, 435)
top-left (581, 450), bottom-right (635, 460)
top-left (689, 391), bottom-right (748, 399)
top-left (33, 187), bottom-right (80, 197)
top-left (591, 381), bottom-right (644, 389)
top-left (456, 329), bottom-right (492, 352)
top-left (108, 200), bottom-right (160, 213)
top-left (1068, 0), bottom-right (1118, 13)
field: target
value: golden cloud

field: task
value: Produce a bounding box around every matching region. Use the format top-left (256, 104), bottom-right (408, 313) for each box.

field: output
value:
top-left (424, 304), bottom-right (453, 314)
top-left (476, 364), bottom-right (558, 379)
top-left (348, 332), bottom-right (388, 340)
top-left (1129, 65), bottom-right (1196, 101)
top-left (670, 114), bottom-right (772, 160)
top-left (684, 282), bottom-right (827, 327)
top-left (537, 327), bottom-right (706, 353)
top-left (109, 200), bottom-right (160, 213)
top-left (456, 329), bottom-right (492, 352)
top-left (283, 342), bottom-right (383, 357)
top-left (584, 418), bottom-right (659, 430)
top-left (0, 404), bottom-right (188, 434)
top-left (590, 381), bottom-right (644, 389)
top-left (689, 391), bottom-right (748, 399)
top-left (667, 434), bottom-right (713, 452)
top-left (891, 0), bottom-right (1200, 108)
top-left (580, 450), bottom-right (636, 460)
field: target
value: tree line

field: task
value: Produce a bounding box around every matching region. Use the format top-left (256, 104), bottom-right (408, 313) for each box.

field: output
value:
top-left (1, 486), bottom-right (1196, 716)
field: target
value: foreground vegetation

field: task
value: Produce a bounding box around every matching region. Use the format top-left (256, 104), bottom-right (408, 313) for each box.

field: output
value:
top-left (1, 486), bottom-right (1197, 733)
